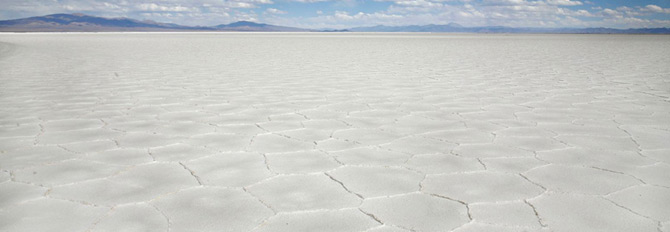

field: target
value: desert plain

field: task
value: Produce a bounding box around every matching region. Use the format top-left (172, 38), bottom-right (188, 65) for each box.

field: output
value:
top-left (0, 33), bottom-right (669, 231)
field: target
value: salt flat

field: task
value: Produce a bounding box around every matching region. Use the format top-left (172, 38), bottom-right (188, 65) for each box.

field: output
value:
top-left (0, 33), bottom-right (669, 232)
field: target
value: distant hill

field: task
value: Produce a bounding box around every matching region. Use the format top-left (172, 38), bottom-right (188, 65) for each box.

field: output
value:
top-left (350, 23), bottom-right (464, 32)
top-left (215, 21), bottom-right (311, 32)
top-left (1, 13), bottom-right (669, 34)
top-left (0, 13), bottom-right (308, 32)
top-left (350, 23), bottom-right (670, 34)
top-left (0, 13), bottom-right (206, 32)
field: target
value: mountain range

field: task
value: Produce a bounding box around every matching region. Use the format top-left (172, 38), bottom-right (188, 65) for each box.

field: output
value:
top-left (350, 23), bottom-right (670, 34)
top-left (0, 13), bottom-right (309, 32)
top-left (1, 13), bottom-right (669, 34)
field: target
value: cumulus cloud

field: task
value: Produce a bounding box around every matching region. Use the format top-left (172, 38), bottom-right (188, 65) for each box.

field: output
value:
top-left (137, 3), bottom-right (193, 12)
top-left (642, 5), bottom-right (670, 14)
top-left (285, 0), bottom-right (330, 2)
top-left (394, 0), bottom-right (443, 8)
top-left (545, 0), bottom-right (582, 6)
top-left (645, 5), bottom-right (663, 13)
top-left (0, 0), bottom-right (668, 28)
top-left (265, 8), bottom-right (287, 14)
top-left (225, 2), bottom-right (256, 8)
top-left (295, 0), bottom-right (668, 28)
top-left (333, 11), bottom-right (403, 20)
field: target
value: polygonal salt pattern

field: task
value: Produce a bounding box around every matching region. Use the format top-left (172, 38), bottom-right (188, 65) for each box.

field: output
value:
top-left (41, 119), bottom-right (104, 132)
top-left (451, 223), bottom-right (550, 232)
top-left (148, 143), bottom-right (220, 162)
top-left (49, 163), bottom-right (199, 206)
top-left (0, 124), bottom-right (41, 138)
top-left (627, 163), bottom-right (670, 187)
top-left (0, 198), bottom-right (109, 232)
top-left (278, 128), bottom-right (333, 143)
top-left (330, 147), bottom-right (412, 166)
top-left (360, 193), bottom-right (470, 232)
top-left (538, 123), bottom-right (629, 137)
top-left (481, 157), bottom-right (547, 173)
top-left (184, 152), bottom-right (273, 187)
top-left (151, 187), bottom-right (274, 232)
top-left (469, 201), bottom-right (543, 229)
top-left (524, 164), bottom-right (642, 194)
top-left (607, 185), bottom-right (670, 222)
top-left (13, 159), bottom-right (125, 186)
top-left (536, 148), bottom-right (655, 173)
top-left (620, 125), bottom-right (670, 150)
top-left (328, 166), bottom-right (424, 198)
top-left (342, 116), bottom-right (397, 129)
top-left (404, 154), bottom-right (484, 174)
top-left (1, 34), bottom-right (668, 232)
top-left (493, 126), bottom-right (556, 138)
top-left (381, 115), bottom-right (464, 136)
top-left (246, 174), bottom-right (361, 212)
top-left (300, 119), bottom-right (350, 131)
top-left (493, 136), bottom-right (568, 151)
top-left (452, 144), bottom-right (535, 158)
top-left (58, 140), bottom-right (119, 154)
top-left (249, 133), bottom-right (315, 153)
top-left (332, 128), bottom-right (402, 146)
top-left (555, 135), bottom-right (639, 151)
top-left (381, 136), bottom-right (457, 155)
top-left (422, 171), bottom-right (544, 203)
top-left (0, 145), bottom-right (79, 170)
top-left (83, 148), bottom-right (154, 165)
top-left (315, 138), bottom-right (364, 151)
top-left (115, 131), bottom-right (181, 148)
top-left (265, 150), bottom-right (341, 174)
top-left (252, 209), bottom-right (380, 232)
top-left (366, 225), bottom-right (411, 232)
top-left (90, 203), bottom-right (168, 232)
top-left (421, 128), bottom-right (494, 144)
top-left (105, 119), bottom-right (162, 133)
top-left (187, 133), bottom-right (250, 152)
top-left (0, 182), bottom-right (48, 208)
top-left (268, 113), bottom-right (308, 122)
top-left (256, 121), bottom-right (304, 132)
top-left (642, 149), bottom-right (670, 164)
top-left (151, 121), bottom-right (217, 138)
top-left (214, 124), bottom-right (266, 136)
top-left (37, 128), bottom-right (123, 145)
top-left (530, 192), bottom-right (658, 232)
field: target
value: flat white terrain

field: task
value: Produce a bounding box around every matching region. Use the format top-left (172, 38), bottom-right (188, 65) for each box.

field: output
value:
top-left (0, 33), bottom-right (669, 232)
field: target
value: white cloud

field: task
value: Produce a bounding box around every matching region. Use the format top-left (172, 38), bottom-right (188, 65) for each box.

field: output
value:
top-left (333, 11), bottom-right (363, 20)
top-left (265, 8), bottom-right (287, 14)
top-left (225, 2), bottom-right (255, 8)
top-left (601, 8), bottom-right (620, 16)
top-left (285, 0), bottom-right (330, 2)
top-left (0, 0), bottom-right (669, 29)
top-left (394, 0), bottom-right (442, 7)
top-left (137, 3), bottom-right (194, 12)
top-left (481, 0), bottom-right (526, 6)
top-left (546, 0), bottom-right (582, 6)
top-left (644, 5), bottom-right (663, 13)
top-left (572, 9), bottom-right (592, 17)
top-left (232, 10), bottom-right (259, 21)
top-left (642, 5), bottom-right (670, 14)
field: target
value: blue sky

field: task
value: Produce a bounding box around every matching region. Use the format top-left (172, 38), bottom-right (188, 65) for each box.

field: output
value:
top-left (1, 0), bottom-right (669, 29)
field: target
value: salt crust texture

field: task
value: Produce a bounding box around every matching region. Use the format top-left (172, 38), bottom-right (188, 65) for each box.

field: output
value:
top-left (0, 33), bottom-right (669, 232)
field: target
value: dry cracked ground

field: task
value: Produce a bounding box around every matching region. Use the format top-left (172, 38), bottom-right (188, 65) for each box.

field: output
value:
top-left (0, 33), bottom-right (669, 232)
